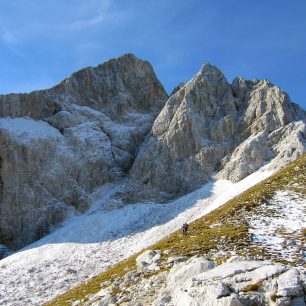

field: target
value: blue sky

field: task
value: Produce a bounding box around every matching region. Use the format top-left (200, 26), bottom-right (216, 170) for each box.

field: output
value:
top-left (0, 0), bottom-right (305, 109)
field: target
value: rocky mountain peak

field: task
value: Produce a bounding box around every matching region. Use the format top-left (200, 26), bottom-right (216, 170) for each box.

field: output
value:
top-left (49, 53), bottom-right (167, 115)
top-left (198, 61), bottom-right (224, 75)
top-left (191, 62), bottom-right (230, 94)
top-left (232, 76), bottom-right (305, 134)
top-left (0, 55), bottom-right (305, 249)
top-left (127, 63), bottom-right (305, 201)
top-left (0, 54), bottom-right (168, 248)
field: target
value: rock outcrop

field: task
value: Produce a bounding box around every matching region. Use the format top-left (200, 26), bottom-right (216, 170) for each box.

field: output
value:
top-left (128, 64), bottom-right (306, 200)
top-left (153, 256), bottom-right (306, 306)
top-left (0, 54), bottom-right (168, 248)
top-left (83, 253), bottom-right (306, 306)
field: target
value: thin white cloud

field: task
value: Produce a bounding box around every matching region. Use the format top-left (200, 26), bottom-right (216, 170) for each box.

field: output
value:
top-left (1, 28), bottom-right (19, 45)
top-left (65, 0), bottom-right (112, 30)
top-left (0, 0), bottom-right (118, 43)
top-left (67, 13), bottom-right (105, 30)
top-left (0, 28), bottom-right (27, 59)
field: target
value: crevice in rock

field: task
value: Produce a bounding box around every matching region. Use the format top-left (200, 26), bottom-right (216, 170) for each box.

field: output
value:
top-left (99, 124), bottom-right (136, 173)
top-left (43, 120), bottom-right (65, 135)
top-left (99, 124), bottom-right (113, 143)
top-left (231, 86), bottom-right (238, 98)
top-left (111, 150), bottom-right (115, 160)
top-left (52, 104), bottom-right (62, 115)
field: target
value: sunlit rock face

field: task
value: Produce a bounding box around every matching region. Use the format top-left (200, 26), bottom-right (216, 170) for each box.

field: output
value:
top-left (0, 54), bottom-right (168, 248)
top-left (128, 64), bottom-right (306, 200)
top-left (0, 53), bottom-right (305, 248)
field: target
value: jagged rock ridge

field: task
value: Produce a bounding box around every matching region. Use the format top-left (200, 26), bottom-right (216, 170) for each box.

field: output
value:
top-left (127, 63), bottom-right (306, 201)
top-left (0, 54), bottom-right (305, 249)
top-left (0, 54), bottom-right (168, 248)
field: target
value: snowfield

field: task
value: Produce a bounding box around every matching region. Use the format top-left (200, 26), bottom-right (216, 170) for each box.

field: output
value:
top-left (0, 168), bottom-right (273, 305)
top-left (249, 190), bottom-right (306, 262)
top-left (0, 117), bottom-right (63, 141)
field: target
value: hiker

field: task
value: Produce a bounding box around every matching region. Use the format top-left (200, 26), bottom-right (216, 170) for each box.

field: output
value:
top-left (182, 222), bottom-right (189, 235)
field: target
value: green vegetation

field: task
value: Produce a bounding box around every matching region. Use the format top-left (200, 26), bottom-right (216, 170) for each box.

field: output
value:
top-left (44, 154), bottom-right (306, 306)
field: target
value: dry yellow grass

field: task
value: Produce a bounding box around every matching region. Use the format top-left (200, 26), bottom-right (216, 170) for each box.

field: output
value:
top-left (44, 154), bottom-right (306, 306)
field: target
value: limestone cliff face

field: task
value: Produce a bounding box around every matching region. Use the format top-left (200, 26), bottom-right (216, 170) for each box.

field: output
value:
top-left (0, 55), bottom-right (305, 248)
top-left (128, 64), bottom-right (306, 200)
top-left (0, 54), bottom-right (168, 248)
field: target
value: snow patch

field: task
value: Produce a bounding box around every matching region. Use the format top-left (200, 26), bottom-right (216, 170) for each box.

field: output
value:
top-left (0, 117), bottom-right (62, 143)
top-left (0, 168), bottom-right (273, 305)
top-left (249, 191), bottom-right (306, 262)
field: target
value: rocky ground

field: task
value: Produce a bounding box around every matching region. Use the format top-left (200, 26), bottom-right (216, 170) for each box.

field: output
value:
top-left (83, 253), bottom-right (305, 306)
top-left (48, 155), bottom-right (306, 306)
top-left (249, 191), bottom-right (306, 264)
top-left (72, 190), bottom-right (306, 306)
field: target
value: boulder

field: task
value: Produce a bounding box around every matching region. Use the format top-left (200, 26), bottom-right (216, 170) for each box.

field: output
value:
top-left (153, 256), bottom-right (305, 306)
top-left (136, 250), bottom-right (162, 272)
top-left (167, 256), bottom-right (214, 288)
top-left (277, 269), bottom-right (303, 297)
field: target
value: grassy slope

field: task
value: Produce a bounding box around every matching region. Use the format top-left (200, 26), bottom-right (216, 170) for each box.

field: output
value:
top-left (45, 154), bottom-right (306, 306)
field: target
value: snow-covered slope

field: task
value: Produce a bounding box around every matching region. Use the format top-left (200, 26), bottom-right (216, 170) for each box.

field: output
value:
top-left (52, 155), bottom-right (305, 306)
top-left (0, 167), bottom-right (273, 305)
top-left (249, 190), bottom-right (306, 262)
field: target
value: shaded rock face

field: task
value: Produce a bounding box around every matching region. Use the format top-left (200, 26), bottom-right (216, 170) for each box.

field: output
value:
top-left (0, 244), bottom-right (12, 259)
top-left (128, 64), bottom-right (306, 200)
top-left (0, 54), bottom-right (168, 248)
